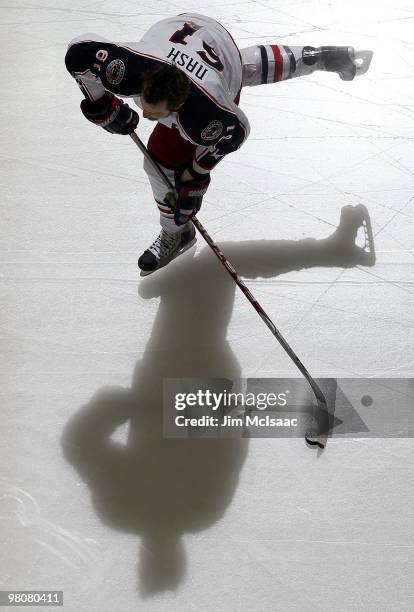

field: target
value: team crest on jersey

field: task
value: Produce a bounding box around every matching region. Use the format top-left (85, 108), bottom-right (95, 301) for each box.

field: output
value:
top-left (201, 120), bottom-right (223, 141)
top-left (106, 59), bottom-right (125, 85)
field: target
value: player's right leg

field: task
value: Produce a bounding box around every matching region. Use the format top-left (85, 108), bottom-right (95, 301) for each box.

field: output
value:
top-left (240, 44), bottom-right (373, 86)
top-left (138, 124), bottom-right (197, 275)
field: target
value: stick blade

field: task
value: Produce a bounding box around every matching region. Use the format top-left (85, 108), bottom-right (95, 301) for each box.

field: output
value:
top-left (305, 434), bottom-right (326, 450)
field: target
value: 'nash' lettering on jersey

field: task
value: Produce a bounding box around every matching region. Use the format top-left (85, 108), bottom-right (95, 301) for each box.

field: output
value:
top-left (167, 47), bottom-right (209, 81)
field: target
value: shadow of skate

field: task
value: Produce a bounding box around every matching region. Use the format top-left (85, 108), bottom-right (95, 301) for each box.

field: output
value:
top-left (61, 205), bottom-right (375, 596)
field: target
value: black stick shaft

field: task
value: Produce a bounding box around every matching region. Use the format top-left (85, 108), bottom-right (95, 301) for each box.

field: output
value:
top-left (130, 132), bottom-right (328, 438)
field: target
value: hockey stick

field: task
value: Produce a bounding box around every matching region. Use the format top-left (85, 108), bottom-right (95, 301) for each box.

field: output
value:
top-left (130, 131), bottom-right (330, 449)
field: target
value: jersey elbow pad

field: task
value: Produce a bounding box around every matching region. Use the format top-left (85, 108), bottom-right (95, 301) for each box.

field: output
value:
top-left (195, 121), bottom-right (248, 171)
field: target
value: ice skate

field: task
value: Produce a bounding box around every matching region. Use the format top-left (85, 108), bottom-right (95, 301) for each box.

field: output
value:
top-left (331, 204), bottom-right (376, 266)
top-left (303, 46), bottom-right (373, 81)
top-left (138, 223), bottom-right (196, 276)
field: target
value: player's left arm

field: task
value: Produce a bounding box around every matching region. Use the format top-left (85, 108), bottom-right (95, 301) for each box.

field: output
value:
top-left (172, 108), bottom-right (250, 224)
top-left (193, 116), bottom-right (249, 174)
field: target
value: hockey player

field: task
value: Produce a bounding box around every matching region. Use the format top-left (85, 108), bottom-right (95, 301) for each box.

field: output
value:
top-left (65, 13), bottom-right (373, 274)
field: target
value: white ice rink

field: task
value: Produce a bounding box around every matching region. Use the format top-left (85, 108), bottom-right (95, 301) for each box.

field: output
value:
top-left (1, 1), bottom-right (413, 610)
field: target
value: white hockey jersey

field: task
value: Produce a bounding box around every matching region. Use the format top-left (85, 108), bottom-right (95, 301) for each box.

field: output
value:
top-left (65, 13), bottom-right (250, 171)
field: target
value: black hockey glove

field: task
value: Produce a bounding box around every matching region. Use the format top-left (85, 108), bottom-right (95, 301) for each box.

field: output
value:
top-left (170, 166), bottom-right (211, 226)
top-left (80, 91), bottom-right (139, 135)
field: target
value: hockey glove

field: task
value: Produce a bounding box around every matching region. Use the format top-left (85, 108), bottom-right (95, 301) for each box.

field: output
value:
top-left (80, 91), bottom-right (139, 135)
top-left (171, 166), bottom-right (211, 226)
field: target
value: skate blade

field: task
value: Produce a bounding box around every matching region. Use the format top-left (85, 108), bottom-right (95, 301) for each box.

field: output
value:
top-left (139, 237), bottom-right (196, 277)
top-left (354, 50), bottom-right (373, 77)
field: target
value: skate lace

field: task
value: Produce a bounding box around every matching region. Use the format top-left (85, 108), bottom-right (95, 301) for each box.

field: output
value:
top-left (148, 230), bottom-right (180, 258)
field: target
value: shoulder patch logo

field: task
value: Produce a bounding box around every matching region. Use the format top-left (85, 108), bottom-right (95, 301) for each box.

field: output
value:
top-left (201, 120), bottom-right (223, 142)
top-left (106, 59), bottom-right (125, 85)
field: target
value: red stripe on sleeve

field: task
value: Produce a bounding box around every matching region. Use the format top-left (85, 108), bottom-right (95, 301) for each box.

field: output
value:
top-left (270, 45), bottom-right (283, 82)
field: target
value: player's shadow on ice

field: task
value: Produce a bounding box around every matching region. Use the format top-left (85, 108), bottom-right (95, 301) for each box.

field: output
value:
top-left (61, 205), bottom-right (375, 597)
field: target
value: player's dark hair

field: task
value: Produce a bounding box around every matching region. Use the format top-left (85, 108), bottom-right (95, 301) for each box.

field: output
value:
top-left (142, 63), bottom-right (190, 110)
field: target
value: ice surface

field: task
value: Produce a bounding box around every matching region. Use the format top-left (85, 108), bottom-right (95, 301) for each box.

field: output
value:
top-left (1, 1), bottom-right (413, 610)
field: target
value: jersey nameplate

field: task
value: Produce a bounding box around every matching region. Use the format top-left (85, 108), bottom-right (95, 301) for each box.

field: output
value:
top-left (167, 47), bottom-right (208, 81)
